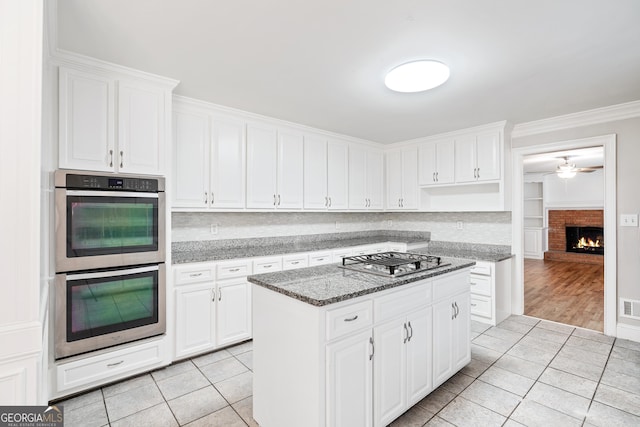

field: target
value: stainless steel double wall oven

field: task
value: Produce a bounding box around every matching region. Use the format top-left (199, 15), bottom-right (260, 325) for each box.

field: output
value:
top-left (54, 170), bottom-right (166, 359)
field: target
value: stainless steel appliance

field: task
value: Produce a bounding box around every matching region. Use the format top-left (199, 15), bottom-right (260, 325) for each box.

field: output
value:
top-left (339, 252), bottom-right (450, 277)
top-left (54, 169), bottom-right (165, 272)
top-left (54, 170), bottom-right (166, 359)
top-left (54, 264), bottom-right (166, 359)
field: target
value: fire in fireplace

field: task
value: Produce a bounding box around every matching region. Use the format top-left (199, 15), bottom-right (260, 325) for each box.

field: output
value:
top-left (565, 226), bottom-right (604, 255)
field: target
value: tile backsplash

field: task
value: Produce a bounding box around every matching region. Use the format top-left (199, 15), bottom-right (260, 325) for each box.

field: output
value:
top-left (172, 211), bottom-right (511, 245)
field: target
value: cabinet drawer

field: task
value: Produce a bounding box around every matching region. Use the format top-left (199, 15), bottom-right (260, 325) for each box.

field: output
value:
top-left (470, 261), bottom-right (492, 276)
top-left (470, 274), bottom-right (492, 296)
top-left (56, 339), bottom-right (164, 392)
top-left (174, 263), bottom-right (215, 285)
top-left (470, 295), bottom-right (492, 319)
top-left (326, 300), bottom-right (373, 341)
top-left (308, 251), bottom-right (333, 266)
top-left (282, 254), bottom-right (309, 271)
top-left (433, 270), bottom-right (470, 302)
top-left (253, 256), bottom-right (283, 273)
top-left (332, 248), bottom-right (352, 262)
top-left (374, 281), bottom-right (431, 323)
top-left (217, 260), bottom-right (252, 279)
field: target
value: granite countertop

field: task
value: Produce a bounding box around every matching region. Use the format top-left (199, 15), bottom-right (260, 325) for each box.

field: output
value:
top-left (247, 257), bottom-right (475, 307)
top-left (172, 231), bottom-right (431, 264)
top-left (416, 248), bottom-right (513, 263)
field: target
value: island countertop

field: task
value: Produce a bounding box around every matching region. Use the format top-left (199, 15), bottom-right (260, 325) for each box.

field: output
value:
top-left (247, 257), bottom-right (475, 307)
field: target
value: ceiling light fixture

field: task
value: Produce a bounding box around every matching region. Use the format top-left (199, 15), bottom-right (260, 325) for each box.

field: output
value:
top-left (556, 158), bottom-right (577, 179)
top-left (385, 60), bottom-right (450, 93)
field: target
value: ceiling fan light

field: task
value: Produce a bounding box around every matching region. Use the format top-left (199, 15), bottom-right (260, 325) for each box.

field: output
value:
top-left (557, 169), bottom-right (577, 179)
top-left (385, 60), bottom-right (450, 93)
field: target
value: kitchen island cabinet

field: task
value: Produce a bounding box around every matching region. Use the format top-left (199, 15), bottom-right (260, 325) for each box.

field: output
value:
top-left (248, 261), bottom-right (473, 427)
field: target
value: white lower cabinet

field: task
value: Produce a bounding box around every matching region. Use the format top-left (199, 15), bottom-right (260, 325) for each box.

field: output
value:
top-left (469, 259), bottom-right (512, 326)
top-left (433, 291), bottom-right (470, 387)
top-left (326, 330), bottom-right (373, 427)
top-left (174, 262), bottom-right (252, 359)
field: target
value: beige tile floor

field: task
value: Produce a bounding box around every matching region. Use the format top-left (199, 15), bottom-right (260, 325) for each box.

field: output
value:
top-left (55, 316), bottom-right (640, 426)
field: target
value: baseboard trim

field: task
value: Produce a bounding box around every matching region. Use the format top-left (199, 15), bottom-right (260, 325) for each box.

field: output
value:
top-left (616, 322), bottom-right (640, 343)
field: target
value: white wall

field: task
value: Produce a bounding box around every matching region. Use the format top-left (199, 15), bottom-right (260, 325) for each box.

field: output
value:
top-left (544, 169), bottom-right (604, 208)
top-left (172, 211), bottom-right (512, 245)
top-left (513, 116), bottom-right (640, 331)
top-left (0, 0), bottom-right (43, 404)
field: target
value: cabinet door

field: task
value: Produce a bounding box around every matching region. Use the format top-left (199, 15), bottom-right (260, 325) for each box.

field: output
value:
top-left (216, 278), bottom-right (252, 347)
top-left (211, 117), bottom-right (245, 208)
top-left (303, 135), bottom-right (328, 209)
top-left (524, 228), bottom-right (542, 258)
top-left (277, 131), bottom-right (304, 209)
top-left (367, 149), bottom-right (384, 209)
top-left (327, 139), bottom-right (349, 210)
top-left (454, 135), bottom-right (477, 183)
top-left (172, 109), bottom-right (210, 208)
top-left (406, 307), bottom-right (433, 406)
top-left (373, 318), bottom-right (406, 427)
top-left (436, 141), bottom-right (455, 184)
top-left (452, 292), bottom-right (471, 371)
top-left (118, 82), bottom-right (165, 174)
top-left (401, 148), bottom-right (418, 209)
top-left (418, 142), bottom-right (437, 185)
top-left (59, 67), bottom-right (115, 172)
top-left (175, 284), bottom-right (215, 358)
top-left (326, 330), bottom-right (373, 427)
top-left (385, 150), bottom-right (403, 210)
top-left (475, 132), bottom-right (501, 181)
top-left (432, 298), bottom-right (454, 387)
top-left (348, 146), bottom-right (368, 209)
top-left (246, 124), bottom-right (277, 208)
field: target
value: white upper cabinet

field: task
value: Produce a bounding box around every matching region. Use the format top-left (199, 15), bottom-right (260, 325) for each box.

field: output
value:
top-left (418, 139), bottom-right (455, 185)
top-left (246, 125), bottom-right (303, 209)
top-left (305, 136), bottom-right (349, 210)
top-left (386, 147), bottom-right (418, 210)
top-left (172, 101), bottom-right (245, 209)
top-left (454, 131), bottom-right (501, 183)
top-left (173, 108), bottom-right (210, 208)
top-left (246, 123), bottom-right (278, 208)
top-left (277, 130), bottom-right (304, 209)
top-left (210, 117), bottom-right (246, 208)
top-left (118, 81), bottom-right (165, 174)
top-left (349, 145), bottom-right (383, 210)
top-left (59, 67), bottom-right (115, 172)
top-left (59, 65), bottom-right (175, 175)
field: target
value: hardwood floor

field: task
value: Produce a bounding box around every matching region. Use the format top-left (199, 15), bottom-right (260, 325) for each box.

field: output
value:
top-left (524, 258), bottom-right (604, 331)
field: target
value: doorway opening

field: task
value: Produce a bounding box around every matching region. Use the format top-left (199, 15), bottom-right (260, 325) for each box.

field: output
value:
top-left (512, 135), bottom-right (616, 335)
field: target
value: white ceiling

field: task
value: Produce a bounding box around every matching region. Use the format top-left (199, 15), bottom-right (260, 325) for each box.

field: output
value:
top-left (56, 0), bottom-right (640, 144)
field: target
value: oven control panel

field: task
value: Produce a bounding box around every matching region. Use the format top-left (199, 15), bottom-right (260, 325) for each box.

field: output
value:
top-left (64, 174), bottom-right (161, 192)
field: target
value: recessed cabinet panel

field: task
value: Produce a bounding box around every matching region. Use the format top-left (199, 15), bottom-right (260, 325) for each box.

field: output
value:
top-left (277, 131), bottom-right (304, 209)
top-left (348, 145), bottom-right (368, 209)
top-left (175, 283), bottom-right (215, 358)
top-left (303, 135), bottom-right (328, 209)
top-left (475, 132), bottom-right (500, 181)
top-left (118, 82), bottom-right (164, 174)
top-left (454, 135), bottom-right (477, 183)
top-left (246, 124), bottom-right (278, 209)
top-left (59, 67), bottom-right (114, 172)
top-left (327, 140), bottom-right (349, 210)
top-left (216, 278), bottom-right (252, 346)
top-left (172, 109), bottom-right (210, 208)
top-left (367, 150), bottom-right (384, 209)
top-left (386, 151), bottom-right (403, 210)
top-left (211, 118), bottom-right (245, 208)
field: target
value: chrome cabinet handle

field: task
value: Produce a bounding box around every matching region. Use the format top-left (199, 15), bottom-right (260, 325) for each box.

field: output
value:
top-left (470, 282), bottom-right (477, 286)
top-left (471, 303), bottom-right (477, 307)
top-left (189, 272), bottom-right (203, 278)
top-left (273, 194), bottom-right (276, 206)
top-left (291, 261), bottom-right (300, 265)
top-left (204, 192), bottom-right (208, 204)
top-left (433, 172), bottom-right (436, 182)
top-left (328, 197), bottom-right (332, 207)
top-left (218, 288), bottom-right (222, 301)
top-left (401, 198), bottom-right (404, 207)
top-left (436, 172), bottom-right (439, 181)
top-left (325, 196), bottom-right (328, 207)
top-left (107, 360), bottom-right (124, 368)
top-left (344, 315), bottom-right (358, 322)
top-left (407, 321), bottom-right (413, 341)
top-left (403, 323), bottom-right (408, 344)
top-left (263, 264), bottom-right (272, 269)
top-left (369, 336), bottom-right (374, 360)
top-left (278, 194), bottom-right (281, 206)
top-left (211, 289), bottom-right (216, 302)
top-left (109, 149), bottom-right (114, 167)
top-left (120, 150), bottom-right (124, 168)
top-left (477, 168), bottom-right (480, 179)
top-left (229, 268), bottom-right (240, 272)
top-left (211, 193), bottom-right (214, 205)
top-left (452, 303), bottom-right (455, 319)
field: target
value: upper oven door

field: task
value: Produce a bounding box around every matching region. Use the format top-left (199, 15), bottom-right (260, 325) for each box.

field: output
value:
top-left (55, 188), bottom-right (166, 272)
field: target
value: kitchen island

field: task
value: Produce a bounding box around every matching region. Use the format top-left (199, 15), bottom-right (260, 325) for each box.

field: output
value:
top-left (248, 257), bottom-right (475, 427)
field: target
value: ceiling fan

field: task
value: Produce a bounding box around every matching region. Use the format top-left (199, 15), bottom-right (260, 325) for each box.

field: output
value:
top-left (554, 156), bottom-right (602, 179)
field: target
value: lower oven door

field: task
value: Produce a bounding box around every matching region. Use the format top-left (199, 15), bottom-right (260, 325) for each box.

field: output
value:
top-left (55, 264), bottom-right (166, 359)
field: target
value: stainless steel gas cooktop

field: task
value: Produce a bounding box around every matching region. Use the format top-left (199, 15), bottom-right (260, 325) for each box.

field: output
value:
top-left (339, 251), bottom-right (450, 278)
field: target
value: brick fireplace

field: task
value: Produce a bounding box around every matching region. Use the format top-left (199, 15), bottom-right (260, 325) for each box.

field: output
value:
top-left (545, 209), bottom-right (604, 265)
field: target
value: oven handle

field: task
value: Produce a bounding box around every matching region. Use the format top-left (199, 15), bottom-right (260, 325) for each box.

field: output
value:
top-left (65, 265), bottom-right (160, 280)
top-left (66, 190), bottom-right (159, 198)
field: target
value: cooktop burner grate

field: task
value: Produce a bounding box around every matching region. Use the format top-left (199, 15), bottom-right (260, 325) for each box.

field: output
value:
top-left (339, 252), bottom-right (450, 277)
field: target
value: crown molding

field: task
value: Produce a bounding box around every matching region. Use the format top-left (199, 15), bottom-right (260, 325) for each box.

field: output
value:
top-left (512, 100), bottom-right (640, 139)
